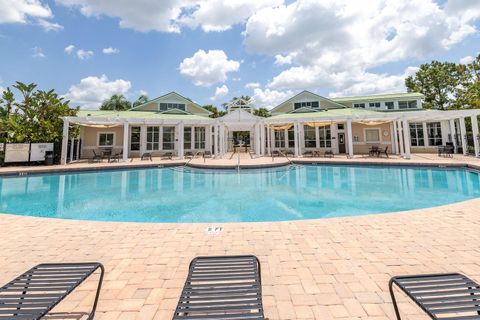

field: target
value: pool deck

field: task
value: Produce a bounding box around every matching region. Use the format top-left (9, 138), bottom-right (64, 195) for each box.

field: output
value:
top-left (1, 154), bottom-right (480, 319)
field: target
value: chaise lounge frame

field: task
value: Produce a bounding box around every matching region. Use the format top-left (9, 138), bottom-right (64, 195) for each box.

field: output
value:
top-left (0, 262), bottom-right (104, 320)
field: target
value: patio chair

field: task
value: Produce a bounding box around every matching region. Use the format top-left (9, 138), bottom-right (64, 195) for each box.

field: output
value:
top-left (203, 150), bottom-right (212, 159)
top-left (109, 150), bottom-right (123, 162)
top-left (324, 150), bottom-right (334, 158)
top-left (0, 262), bottom-right (104, 320)
top-left (91, 150), bottom-right (102, 162)
top-left (369, 146), bottom-right (379, 157)
top-left (141, 152), bottom-right (152, 161)
top-left (185, 151), bottom-right (194, 159)
top-left (271, 150), bottom-right (281, 157)
top-left (173, 255), bottom-right (264, 320)
top-left (379, 146), bottom-right (389, 158)
top-left (284, 149), bottom-right (294, 157)
top-left (303, 150), bottom-right (313, 157)
top-left (162, 152), bottom-right (173, 160)
top-left (389, 272), bottom-right (480, 320)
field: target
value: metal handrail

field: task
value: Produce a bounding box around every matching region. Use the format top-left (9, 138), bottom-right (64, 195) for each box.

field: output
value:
top-left (184, 151), bottom-right (201, 167)
top-left (237, 151), bottom-right (240, 172)
top-left (274, 149), bottom-right (294, 165)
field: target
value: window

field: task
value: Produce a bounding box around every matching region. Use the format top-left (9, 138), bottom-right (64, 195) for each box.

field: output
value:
top-left (365, 129), bottom-right (380, 143)
top-left (146, 127), bottom-right (160, 151)
top-left (385, 101), bottom-right (394, 110)
top-left (98, 133), bottom-right (115, 146)
top-left (130, 127), bottom-right (140, 151)
top-left (304, 125), bottom-right (316, 148)
top-left (409, 123), bottom-right (424, 147)
top-left (274, 130), bottom-right (285, 148)
top-left (184, 127), bottom-right (192, 149)
top-left (354, 103), bottom-right (365, 108)
top-left (294, 101), bottom-right (319, 109)
top-left (337, 124), bottom-right (344, 130)
top-left (194, 127), bottom-right (206, 149)
top-left (288, 128), bottom-right (295, 148)
top-left (162, 126), bottom-right (175, 150)
top-left (159, 103), bottom-right (186, 111)
top-left (398, 101), bottom-right (408, 109)
top-left (319, 126), bottom-right (331, 148)
top-left (408, 100), bottom-right (417, 109)
top-left (369, 102), bottom-right (381, 108)
top-left (427, 122), bottom-right (443, 146)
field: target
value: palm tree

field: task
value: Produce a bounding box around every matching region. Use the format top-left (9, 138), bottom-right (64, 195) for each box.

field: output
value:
top-left (253, 107), bottom-right (270, 117)
top-left (100, 94), bottom-right (132, 111)
top-left (132, 95), bottom-right (149, 108)
top-left (202, 105), bottom-right (227, 118)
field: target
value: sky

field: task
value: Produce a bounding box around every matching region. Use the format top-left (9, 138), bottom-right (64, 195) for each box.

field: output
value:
top-left (0, 0), bottom-right (479, 110)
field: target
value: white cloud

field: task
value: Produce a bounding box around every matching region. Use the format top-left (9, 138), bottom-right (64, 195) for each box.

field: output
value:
top-left (251, 88), bottom-right (293, 109)
top-left (76, 49), bottom-right (94, 60)
top-left (460, 55), bottom-right (475, 64)
top-left (64, 44), bottom-right (76, 54)
top-left (32, 46), bottom-right (46, 59)
top-left (244, 0), bottom-right (480, 96)
top-left (274, 54), bottom-right (293, 65)
top-left (64, 74), bottom-right (132, 109)
top-left (103, 47), bottom-right (120, 54)
top-left (180, 0), bottom-right (282, 32)
top-left (138, 89), bottom-right (148, 96)
top-left (0, 0), bottom-right (62, 30)
top-left (210, 85), bottom-right (229, 101)
top-left (179, 49), bottom-right (240, 87)
top-left (245, 82), bottom-right (261, 89)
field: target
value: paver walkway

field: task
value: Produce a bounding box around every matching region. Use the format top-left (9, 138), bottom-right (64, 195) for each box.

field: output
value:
top-left (1, 197), bottom-right (480, 319)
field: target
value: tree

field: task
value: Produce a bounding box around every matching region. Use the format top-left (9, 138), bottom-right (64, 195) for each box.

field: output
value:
top-left (132, 94), bottom-right (149, 108)
top-left (455, 54), bottom-right (480, 109)
top-left (253, 107), bottom-right (270, 117)
top-left (202, 105), bottom-right (227, 118)
top-left (100, 94), bottom-right (131, 111)
top-left (222, 95), bottom-right (252, 109)
top-left (0, 82), bottom-right (78, 143)
top-left (405, 61), bottom-right (461, 110)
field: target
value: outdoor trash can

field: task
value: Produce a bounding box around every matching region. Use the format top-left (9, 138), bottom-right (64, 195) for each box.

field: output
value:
top-left (45, 151), bottom-right (54, 165)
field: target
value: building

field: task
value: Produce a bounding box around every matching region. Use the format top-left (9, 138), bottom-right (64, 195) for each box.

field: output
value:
top-left (61, 91), bottom-right (480, 164)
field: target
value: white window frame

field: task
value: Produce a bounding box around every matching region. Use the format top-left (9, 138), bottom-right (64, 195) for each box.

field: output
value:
top-left (363, 128), bottom-right (381, 143)
top-left (97, 132), bottom-right (116, 147)
top-left (409, 123), bottom-right (425, 147)
top-left (146, 126), bottom-right (160, 151)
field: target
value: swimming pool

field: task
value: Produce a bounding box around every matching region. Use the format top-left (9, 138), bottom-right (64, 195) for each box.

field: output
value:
top-left (1, 165), bottom-right (479, 223)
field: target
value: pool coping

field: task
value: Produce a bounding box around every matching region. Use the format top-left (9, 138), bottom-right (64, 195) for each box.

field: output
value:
top-left (1, 159), bottom-right (479, 177)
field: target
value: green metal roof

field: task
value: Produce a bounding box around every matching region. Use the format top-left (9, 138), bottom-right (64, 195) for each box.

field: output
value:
top-left (77, 110), bottom-right (211, 120)
top-left (269, 108), bottom-right (380, 119)
top-left (331, 92), bottom-right (424, 102)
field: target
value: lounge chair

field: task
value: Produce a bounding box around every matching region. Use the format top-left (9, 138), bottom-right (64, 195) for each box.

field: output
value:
top-left (162, 152), bottom-right (173, 160)
top-left (109, 150), bottom-right (123, 162)
top-left (92, 150), bottom-right (102, 162)
top-left (141, 152), bottom-right (152, 161)
top-left (271, 150), bottom-right (281, 157)
top-left (369, 146), bottom-right (379, 157)
top-left (284, 149), bottom-right (294, 157)
top-left (203, 150), bottom-right (212, 159)
top-left (185, 151), bottom-right (194, 159)
top-left (303, 150), bottom-right (313, 157)
top-left (324, 150), bottom-right (334, 158)
top-left (173, 255), bottom-right (264, 320)
top-left (389, 272), bottom-right (480, 320)
top-left (0, 262), bottom-right (104, 320)
top-left (438, 145), bottom-right (454, 157)
top-left (379, 146), bottom-right (389, 158)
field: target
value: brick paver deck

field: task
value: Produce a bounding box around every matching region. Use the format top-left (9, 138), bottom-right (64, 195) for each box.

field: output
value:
top-left (1, 154), bottom-right (480, 319)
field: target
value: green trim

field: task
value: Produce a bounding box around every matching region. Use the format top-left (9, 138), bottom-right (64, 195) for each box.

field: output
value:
top-left (331, 92), bottom-right (424, 102)
top-left (130, 91), bottom-right (212, 115)
top-left (270, 108), bottom-right (380, 119)
top-left (77, 110), bottom-right (211, 120)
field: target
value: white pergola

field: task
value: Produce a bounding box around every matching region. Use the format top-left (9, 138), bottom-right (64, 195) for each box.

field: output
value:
top-left (61, 108), bottom-right (480, 164)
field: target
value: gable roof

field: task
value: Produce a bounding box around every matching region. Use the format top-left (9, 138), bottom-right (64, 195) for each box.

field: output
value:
top-left (76, 110), bottom-right (210, 120)
top-left (270, 90), bottom-right (347, 113)
top-left (130, 91), bottom-right (212, 114)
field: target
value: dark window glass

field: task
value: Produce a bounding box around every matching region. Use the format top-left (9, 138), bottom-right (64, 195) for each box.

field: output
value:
top-left (130, 127), bottom-right (140, 151)
top-left (385, 101), bottom-right (394, 109)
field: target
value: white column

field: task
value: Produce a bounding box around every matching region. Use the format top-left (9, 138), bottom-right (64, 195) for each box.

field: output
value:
top-left (60, 119), bottom-right (69, 165)
top-left (178, 122), bottom-right (184, 159)
top-left (140, 125), bottom-right (147, 156)
top-left (402, 118), bottom-right (411, 159)
top-left (392, 121), bottom-right (399, 154)
top-left (397, 120), bottom-right (405, 156)
top-left (254, 123), bottom-right (260, 156)
top-left (267, 125), bottom-right (271, 155)
top-left (449, 119), bottom-right (457, 152)
top-left (299, 123), bottom-right (305, 156)
top-left (260, 124), bottom-right (265, 156)
top-left (191, 126), bottom-right (196, 151)
top-left (122, 122), bottom-right (129, 161)
top-left (69, 138), bottom-right (74, 162)
top-left (472, 115), bottom-right (480, 158)
top-left (294, 122), bottom-right (299, 157)
top-left (206, 125), bottom-right (212, 153)
top-left (346, 119), bottom-right (354, 158)
top-left (214, 124), bottom-right (219, 158)
top-left (459, 117), bottom-right (468, 156)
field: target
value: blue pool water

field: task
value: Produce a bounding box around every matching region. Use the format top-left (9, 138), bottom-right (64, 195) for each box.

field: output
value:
top-left (1, 165), bottom-right (479, 223)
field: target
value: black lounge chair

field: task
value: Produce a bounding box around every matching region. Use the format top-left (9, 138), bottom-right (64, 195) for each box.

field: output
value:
top-left (284, 149), bottom-right (294, 157)
top-left (109, 150), bottom-right (123, 162)
top-left (162, 152), bottom-right (173, 160)
top-left (92, 150), bottom-right (102, 162)
top-left (324, 150), bottom-right (334, 158)
top-left (173, 255), bottom-right (264, 320)
top-left (271, 150), bottom-right (281, 157)
top-left (303, 150), bottom-right (313, 157)
top-left (203, 151), bottom-right (212, 159)
top-left (0, 262), bottom-right (104, 320)
top-left (389, 272), bottom-right (480, 320)
top-left (141, 152), bottom-right (152, 161)
top-left (185, 151), bottom-right (194, 159)
top-left (369, 146), bottom-right (379, 157)
top-left (379, 146), bottom-right (389, 158)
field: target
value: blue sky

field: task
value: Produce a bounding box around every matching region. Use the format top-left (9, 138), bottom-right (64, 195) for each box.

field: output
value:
top-left (0, 0), bottom-right (479, 109)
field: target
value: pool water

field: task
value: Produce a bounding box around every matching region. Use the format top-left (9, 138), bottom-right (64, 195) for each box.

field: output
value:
top-left (1, 165), bottom-right (479, 223)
